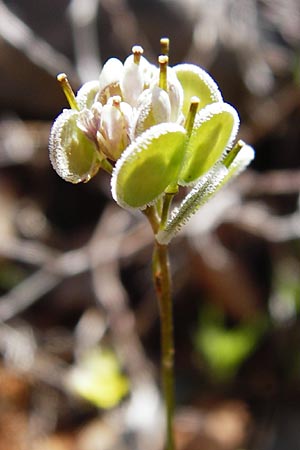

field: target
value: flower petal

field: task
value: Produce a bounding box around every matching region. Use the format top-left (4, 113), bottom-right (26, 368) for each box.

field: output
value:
top-left (121, 54), bottom-right (145, 107)
top-left (99, 58), bottom-right (124, 92)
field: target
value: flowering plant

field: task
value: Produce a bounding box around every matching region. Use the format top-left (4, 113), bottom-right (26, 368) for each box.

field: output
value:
top-left (49, 38), bottom-right (254, 450)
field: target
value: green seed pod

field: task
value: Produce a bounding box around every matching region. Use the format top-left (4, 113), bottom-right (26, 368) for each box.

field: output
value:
top-left (111, 123), bottom-right (187, 209)
top-left (156, 163), bottom-right (229, 244)
top-left (49, 109), bottom-right (101, 183)
top-left (76, 80), bottom-right (100, 110)
top-left (174, 64), bottom-right (223, 117)
top-left (179, 102), bottom-right (239, 185)
top-left (157, 141), bottom-right (255, 245)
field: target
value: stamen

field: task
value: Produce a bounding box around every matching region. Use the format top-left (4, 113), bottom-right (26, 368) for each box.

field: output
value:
top-left (158, 55), bottom-right (169, 91)
top-left (184, 96), bottom-right (200, 137)
top-left (57, 73), bottom-right (79, 110)
top-left (132, 45), bottom-right (144, 64)
top-left (160, 37), bottom-right (170, 56)
top-left (223, 140), bottom-right (244, 168)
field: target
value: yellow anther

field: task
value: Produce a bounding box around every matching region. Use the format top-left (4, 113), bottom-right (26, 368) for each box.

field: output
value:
top-left (160, 37), bottom-right (170, 56)
top-left (132, 45), bottom-right (144, 64)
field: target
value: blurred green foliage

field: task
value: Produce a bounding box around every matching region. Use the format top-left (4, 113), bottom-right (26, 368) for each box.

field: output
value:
top-left (194, 306), bottom-right (266, 381)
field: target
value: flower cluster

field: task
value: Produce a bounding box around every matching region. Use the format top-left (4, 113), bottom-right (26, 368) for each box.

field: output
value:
top-left (49, 38), bottom-right (254, 243)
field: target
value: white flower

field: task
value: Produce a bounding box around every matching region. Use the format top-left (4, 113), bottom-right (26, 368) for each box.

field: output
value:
top-left (97, 96), bottom-right (134, 160)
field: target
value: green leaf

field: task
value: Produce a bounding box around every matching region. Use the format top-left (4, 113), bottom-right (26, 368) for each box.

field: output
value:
top-left (179, 102), bottom-right (239, 185)
top-left (174, 63), bottom-right (223, 117)
top-left (49, 109), bottom-right (101, 183)
top-left (111, 123), bottom-right (186, 209)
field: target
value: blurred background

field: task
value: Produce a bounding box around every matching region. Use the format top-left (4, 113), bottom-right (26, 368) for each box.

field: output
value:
top-left (0, 1), bottom-right (300, 449)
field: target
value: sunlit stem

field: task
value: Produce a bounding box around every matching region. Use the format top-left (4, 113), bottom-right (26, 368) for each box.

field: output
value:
top-left (159, 55), bottom-right (169, 92)
top-left (154, 197), bottom-right (163, 219)
top-left (152, 241), bottom-right (175, 450)
top-left (223, 139), bottom-right (244, 168)
top-left (160, 193), bottom-right (174, 230)
top-left (132, 45), bottom-right (144, 64)
top-left (184, 96), bottom-right (199, 138)
top-left (160, 182), bottom-right (178, 230)
top-left (100, 158), bottom-right (114, 175)
top-left (160, 37), bottom-right (170, 56)
top-left (145, 198), bottom-right (176, 450)
top-left (57, 73), bottom-right (79, 111)
top-left (143, 205), bottom-right (160, 234)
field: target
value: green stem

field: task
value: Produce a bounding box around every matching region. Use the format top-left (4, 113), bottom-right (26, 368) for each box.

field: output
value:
top-left (160, 193), bottom-right (174, 230)
top-left (100, 158), bottom-right (114, 175)
top-left (152, 241), bottom-right (175, 450)
top-left (143, 205), bottom-right (160, 234)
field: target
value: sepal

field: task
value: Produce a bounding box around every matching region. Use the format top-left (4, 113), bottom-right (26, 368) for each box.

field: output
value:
top-left (134, 86), bottom-right (171, 136)
top-left (99, 58), bottom-right (123, 103)
top-left (121, 54), bottom-right (145, 107)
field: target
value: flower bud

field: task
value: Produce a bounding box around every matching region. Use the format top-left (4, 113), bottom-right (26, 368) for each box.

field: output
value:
top-left (77, 102), bottom-right (102, 143)
top-left (98, 96), bottom-right (133, 160)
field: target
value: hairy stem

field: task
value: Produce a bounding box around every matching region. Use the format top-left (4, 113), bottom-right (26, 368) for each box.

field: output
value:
top-left (152, 241), bottom-right (175, 450)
